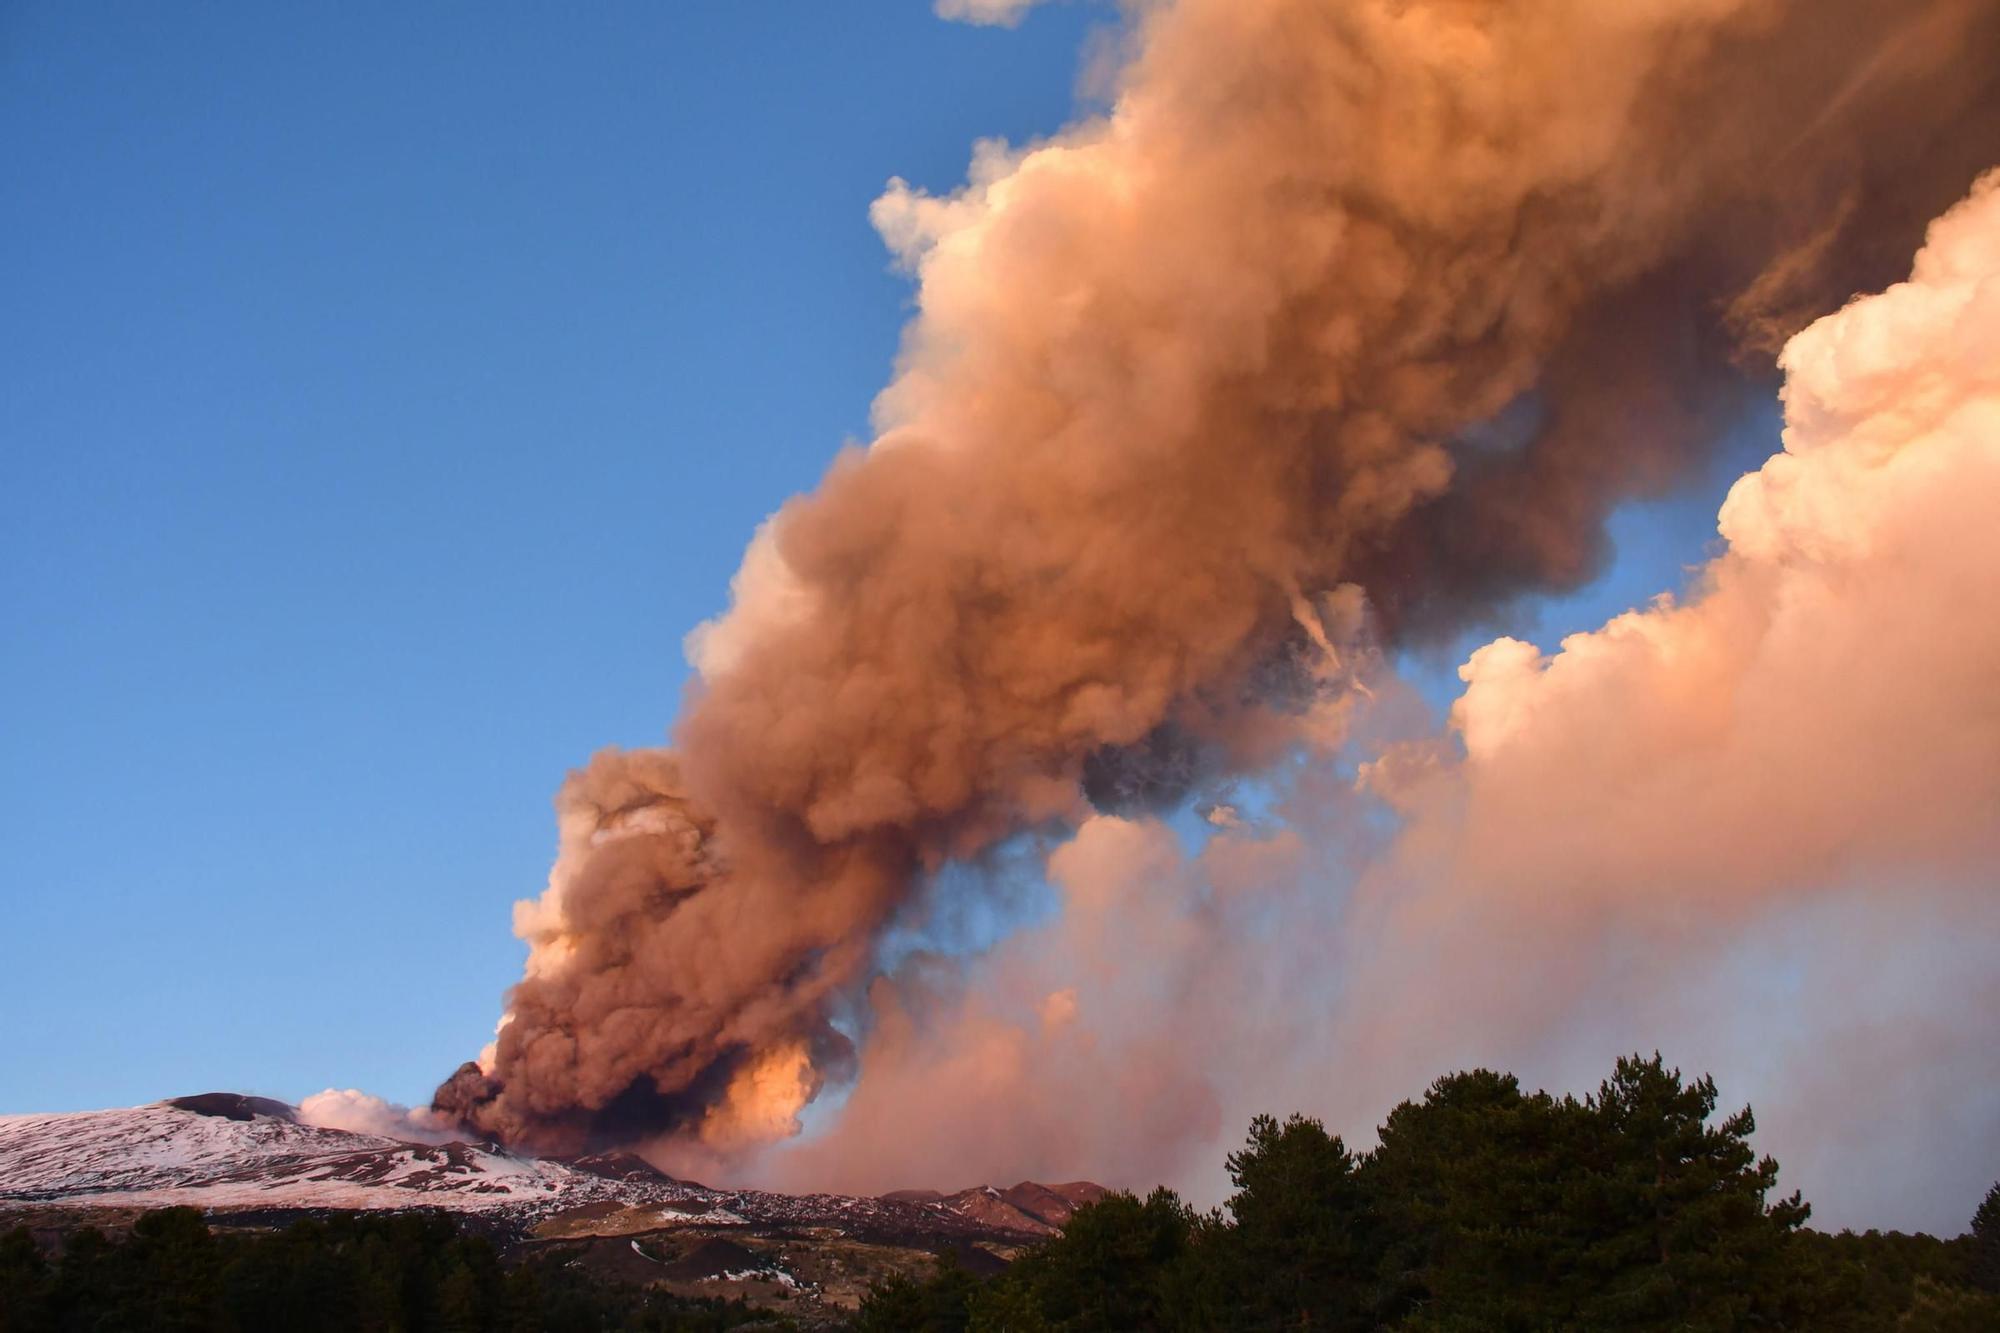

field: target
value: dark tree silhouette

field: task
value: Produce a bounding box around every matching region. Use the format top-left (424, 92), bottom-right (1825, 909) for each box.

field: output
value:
top-left (857, 1053), bottom-right (1984, 1332)
top-left (1970, 1180), bottom-right (2000, 1293)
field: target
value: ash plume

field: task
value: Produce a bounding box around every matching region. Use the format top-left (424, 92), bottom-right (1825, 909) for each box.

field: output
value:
top-left (769, 172), bottom-right (2000, 1229)
top-left (436, 0), bottom-right (2000, 1157)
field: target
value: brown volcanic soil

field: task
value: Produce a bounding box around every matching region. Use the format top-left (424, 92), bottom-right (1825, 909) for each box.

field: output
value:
top-left (527, 1221), bottom-right (1026, 1320)
top-left (555, 1151), bottom-right (695, 1187)
top-left (1002, 1180), bottom-right (1109, 1227)
top-left (652, 1236), bottom-right (763, 1281)
top-left (884, 1179), bottom-right (1112, 1234)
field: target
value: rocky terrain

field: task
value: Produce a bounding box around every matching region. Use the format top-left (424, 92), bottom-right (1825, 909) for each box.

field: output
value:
top-left (0, 1093), bottom-right (1105, 1319)
top-left (882, 1180), bottom-right (1108, 1235)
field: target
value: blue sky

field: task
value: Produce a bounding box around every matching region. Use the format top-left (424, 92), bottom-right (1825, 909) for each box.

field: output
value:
top-left (0, 3), bottom-right (1768, 1115)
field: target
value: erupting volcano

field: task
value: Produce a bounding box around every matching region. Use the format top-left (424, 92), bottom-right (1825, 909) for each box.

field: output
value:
top-left (426, 0), bottom-right (2000, 1195)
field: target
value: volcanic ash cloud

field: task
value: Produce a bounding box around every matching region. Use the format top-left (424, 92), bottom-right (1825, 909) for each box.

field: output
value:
top-left (1339, 169), bottom-right (2000, 1230)
top-left (765, 172), bottom-right (2000, 1229)
top-left (435, 0), bottom-right (2000, 1158)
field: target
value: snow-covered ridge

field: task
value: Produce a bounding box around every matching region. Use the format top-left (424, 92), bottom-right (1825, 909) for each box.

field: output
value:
top-left (0, 1098), bottom-right (624, 1212)
top-left (0, 1096), bottom-right (1102, 1242)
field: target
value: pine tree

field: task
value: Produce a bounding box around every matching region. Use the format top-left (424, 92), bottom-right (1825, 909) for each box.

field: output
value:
top-left (1220, 1112), bottom-right (1373, 1329)
top-left (967, 1189), bottom-right (1191, 1331)
top-left (0, 1227), bottom-right (52, 1333)
top-left (1578, 1053), bottom-right (1809, 1330)
top-left (1363, 1068), bottom-right (1596, 1330)
top-left (1968, 1180), bottom-right (2000, 1293)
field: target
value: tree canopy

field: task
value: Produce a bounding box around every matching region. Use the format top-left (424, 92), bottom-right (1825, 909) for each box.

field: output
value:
top-left (855, 1053), bottom-right (1998, 1331)
top-left (0, 1210), bottom-right (766, 1333)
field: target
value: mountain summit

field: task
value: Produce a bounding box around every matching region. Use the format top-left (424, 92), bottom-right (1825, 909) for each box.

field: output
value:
top-left (882, 1181), bottom-right (1109, 1235)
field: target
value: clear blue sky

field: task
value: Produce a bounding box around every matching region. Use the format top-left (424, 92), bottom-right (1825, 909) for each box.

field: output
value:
top-left (0, 2), bottom-right (1759, 1114)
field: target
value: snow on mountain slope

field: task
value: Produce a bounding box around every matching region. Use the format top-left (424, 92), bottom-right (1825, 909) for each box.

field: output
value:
top-left (0, 1099), bottom-right (621, 1211)
top-left (0, 1095), bottom-right (1103, 1243)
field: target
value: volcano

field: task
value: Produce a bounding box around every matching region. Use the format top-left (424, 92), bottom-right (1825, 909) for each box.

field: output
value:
top-left (0, 1091), bottom-right (1105, 1315)
top-left (0, 1092), bottom-right (1099, 1234)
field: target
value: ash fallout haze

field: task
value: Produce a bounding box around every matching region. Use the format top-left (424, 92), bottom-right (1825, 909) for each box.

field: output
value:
top-left (6, 0), bottom-right (2000, 1240)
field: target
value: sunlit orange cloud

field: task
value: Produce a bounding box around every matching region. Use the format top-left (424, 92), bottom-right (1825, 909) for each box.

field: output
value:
top-left (762, 174), bottom-right (2000, 1232)
top-left (432, 0), bottom-right (1999, 1183)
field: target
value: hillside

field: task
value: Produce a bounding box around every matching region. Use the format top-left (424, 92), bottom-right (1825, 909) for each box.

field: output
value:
top-left (0, 1093), bottom-right (1104, 1320)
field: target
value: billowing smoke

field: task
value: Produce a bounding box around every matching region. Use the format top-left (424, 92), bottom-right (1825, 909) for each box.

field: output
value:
top-left (763, 173), bottom-right (2000, 1229)
top-left (436, 0), bottom-right (2000, 1163)
top-left (300, 1089), bottom-right (459, 1145)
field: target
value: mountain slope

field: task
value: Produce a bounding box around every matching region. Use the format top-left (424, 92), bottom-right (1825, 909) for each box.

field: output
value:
top-left (0, 1094), bottom-right (1115, 1323)
top-left (0, 1100), bottom-right (612, 1211)
top-left (883, 1180), bottom-right (1110, 1235)
top-left (0, 1096), bottom-right (1103, 1243)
